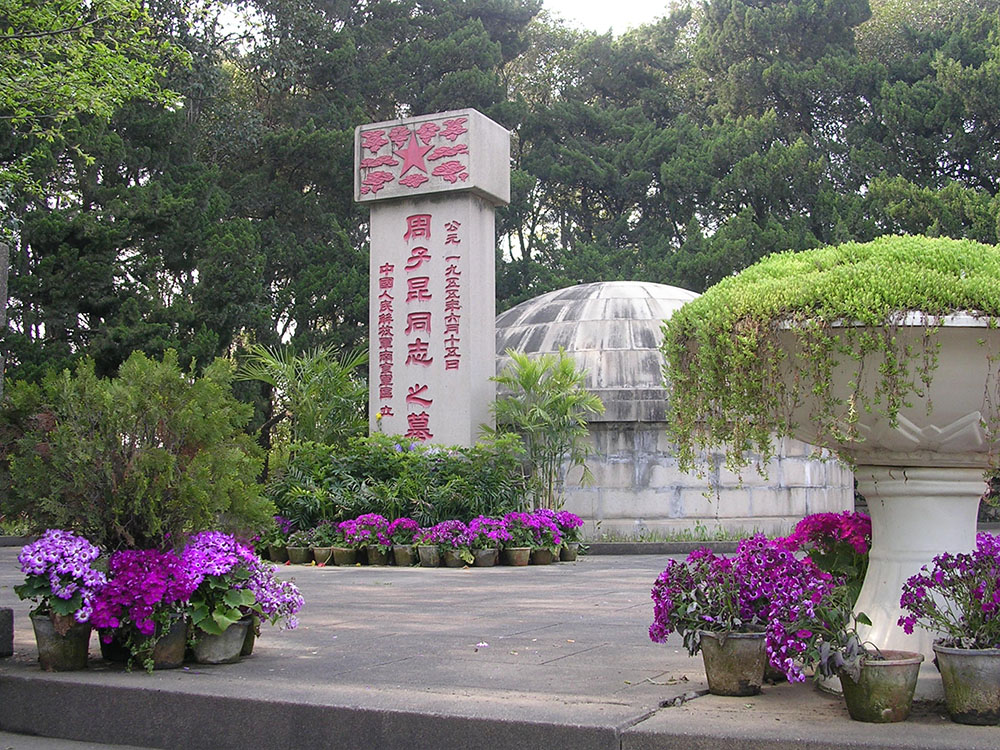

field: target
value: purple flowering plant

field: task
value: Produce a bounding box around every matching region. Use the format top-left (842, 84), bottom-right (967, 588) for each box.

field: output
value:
top-left (783, 511), bottom-right (871, 604)
top-left (649, 534), bottom-right (845, 682)
top-left (502, 511), bottom-right (562, 552)
top-left (466, 516), bottom-right (511, 550)
top-left (417, 520), bottom-right (473, 560)
top-left (553, 511), bottom-right (585, 543)
top-left (89, 548), bottom-right (202, 670)
top-left (311, 520), bottom-right (343, 547)
top-left (15, 529), bottom-right (107, 629)
top-left (258, 515), bottom-right (294, 548)
top-left (387, 517), bottom-right (420, 546)
top-left (181, 531), bottom-right (257, 636)
top-left (349, 513), bottom-right (392, 552)
top-left (241, 555), bottom-right (304, 631)
top-left (898, 532), bottom-right (1000, 649)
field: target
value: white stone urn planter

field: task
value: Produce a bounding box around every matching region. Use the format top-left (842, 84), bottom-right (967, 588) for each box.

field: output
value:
top-left (777, 312), bottom-right (1000, 697)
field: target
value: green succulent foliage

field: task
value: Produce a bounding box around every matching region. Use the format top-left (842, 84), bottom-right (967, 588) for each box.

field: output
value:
top-left (661, 234), bottom-right (1000, 474)
top-left (0, 350), bottom-right (272, 550)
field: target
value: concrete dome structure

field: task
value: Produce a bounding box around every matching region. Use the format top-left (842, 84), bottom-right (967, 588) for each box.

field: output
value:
top-left (495, 281), bottom-right (853, 537)
top-left (496, 281), bottom-right (698, 422)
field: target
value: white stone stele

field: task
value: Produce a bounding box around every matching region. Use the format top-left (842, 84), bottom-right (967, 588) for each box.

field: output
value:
top-left (367, 195), bottom-right (497, 446)
top-left (356, 109), bottom-right (509, 446)
top-left (777, 313), bottom-right (1000, 698)
top-left (355, 109), bottom-right (510, 205)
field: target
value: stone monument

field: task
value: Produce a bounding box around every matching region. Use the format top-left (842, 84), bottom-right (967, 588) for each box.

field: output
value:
top-left (355, 109), bottom-right (509, 446)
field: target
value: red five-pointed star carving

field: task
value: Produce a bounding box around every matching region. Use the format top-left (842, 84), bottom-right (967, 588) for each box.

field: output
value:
top-left (394, 131), bottom-right (433, 176)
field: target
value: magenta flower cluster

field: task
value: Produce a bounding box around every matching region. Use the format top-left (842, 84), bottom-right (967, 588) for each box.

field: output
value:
top-left (898, 532), bottom-right (1000, 649)
top-left (466, 516), bottom-right (511, 548)
top-left (649, 534), bottom-right (836, 682)
top-left (783, 511), bottom-right (871, 556)
top-left (417, 519), bottom-right (470, 548)
top-left (90, 549), bottom-right (201, 637)
top-left (85, 531), bottom-right (302, 638)
top-left (345, 514), bottom-right (392, 550)
top-left (16, 529), bottom-right (108, 622)
top-left (502, 511), bottom-right (563, 549)
top-left (323, 510), bottom-right (582, 551)
top-left (387, 517), bottom-right (421, 545)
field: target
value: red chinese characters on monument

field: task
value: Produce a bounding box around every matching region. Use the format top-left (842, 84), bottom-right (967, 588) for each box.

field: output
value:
top-left (376, 263), bottom-right (395, 418)
top-left (358, 116), bottom-right (471, 197)
top-left (403, 214), bottom-right (434, 440)
top-left (443, 220), bottom-right (463, 372)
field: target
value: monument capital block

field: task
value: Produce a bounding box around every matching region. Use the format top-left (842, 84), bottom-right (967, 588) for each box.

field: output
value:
top-left (355, 109), bottom-right (510, 206)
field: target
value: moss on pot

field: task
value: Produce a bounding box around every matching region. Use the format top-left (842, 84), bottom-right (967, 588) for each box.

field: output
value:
top-left (661, 235), bottom-right (1000, 474)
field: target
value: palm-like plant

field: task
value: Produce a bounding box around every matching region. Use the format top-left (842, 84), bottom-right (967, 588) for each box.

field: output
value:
top-left (236, 344), bottom-right (368, 447)
top-left (490, 349), bottom-right (604, 510)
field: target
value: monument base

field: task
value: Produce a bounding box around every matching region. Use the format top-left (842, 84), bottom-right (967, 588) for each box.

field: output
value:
top-left (853, 466), bottom-right (984, 700)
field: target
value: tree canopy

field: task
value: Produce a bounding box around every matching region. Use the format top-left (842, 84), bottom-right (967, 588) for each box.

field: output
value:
top-left (4, 0), bottom-right (1000, 421)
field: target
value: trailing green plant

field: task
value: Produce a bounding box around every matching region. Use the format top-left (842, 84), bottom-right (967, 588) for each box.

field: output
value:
top-left (661, 235), bottom-right (1000, 475)
top-left (489, 348), bottom-right (605, 509)
top-left (266, 433), bottom-right (528, 529)
top-left (0, 350), bottom-right (271, 550)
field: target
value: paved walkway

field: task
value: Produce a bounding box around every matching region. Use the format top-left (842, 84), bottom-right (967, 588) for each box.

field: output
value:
top-left (0, 548), bottom-right (996, 749)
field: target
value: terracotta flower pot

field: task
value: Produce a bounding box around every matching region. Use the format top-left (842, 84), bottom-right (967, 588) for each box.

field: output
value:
top-left (192, 617), bottom-right (252, 665)
top-left (698, 631), bottom-right (767, 697)
top-left (332, 546), bottom-right (358, 566)
top-left (311, 546), bottom-right (334, 565)
top-left (417, 545), bottom-right (441, 567)
top-left (933, 643), bottom-right (1000, 725)
top-left (501, 547), bottom-right (531, 566)
top-left (286, 546), bottom-right (312, 565)
top-left (30, 612), bottom-right (91, 672)
top-left (472, 548), bottom-right (498, 567)
top-left (560, 542), bottom-right (580, 562)
top-left (839, 651), bottom-right (924, 723)
top-left (442, 548), bottom-right (466, 568)
top-left (529, 548), bottom-right (556, 565)
top-left (392, 544), bottom-right (418, 567)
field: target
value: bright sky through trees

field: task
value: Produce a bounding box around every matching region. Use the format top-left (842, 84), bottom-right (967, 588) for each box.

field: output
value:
top-left (542, 0), bottom-right (670, 34)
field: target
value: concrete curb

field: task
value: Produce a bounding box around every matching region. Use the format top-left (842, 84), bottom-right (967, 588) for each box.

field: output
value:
top-left (0, 673), bottom-right (623, 750)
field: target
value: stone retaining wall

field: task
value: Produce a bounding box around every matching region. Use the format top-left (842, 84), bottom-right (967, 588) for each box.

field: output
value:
top-left (562, 422), bottom-right (854, 538)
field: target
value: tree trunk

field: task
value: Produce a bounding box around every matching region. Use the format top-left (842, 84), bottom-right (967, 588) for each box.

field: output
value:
top-left (0, 242), bottom-right (8, 400)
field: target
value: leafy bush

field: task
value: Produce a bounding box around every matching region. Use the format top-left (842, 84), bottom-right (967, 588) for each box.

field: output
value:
top-left (491, 348), bottom-right (604, 509)
top-left (0, 350), bottom-right (272, 550)
top-left (267, 433), bottom-right (528, 529)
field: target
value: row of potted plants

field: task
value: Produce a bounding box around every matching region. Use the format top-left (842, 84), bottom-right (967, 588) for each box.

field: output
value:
top-left (649, 511), bottom-right (1000, 725)
top-left (15, 529), bottom-right (304, 672)
top-left (262, 510), bottom-right (585, 568)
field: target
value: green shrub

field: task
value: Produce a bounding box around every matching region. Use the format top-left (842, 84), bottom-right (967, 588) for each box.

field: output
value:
top-left (267, 433), bottom-right (528, 529)
top-left (490, 349), bottom-right (604, 509)
top-left (0, 350), bottom-right (271, 550)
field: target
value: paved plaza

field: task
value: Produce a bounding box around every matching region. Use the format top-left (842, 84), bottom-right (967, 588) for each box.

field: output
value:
top-left (0, 547), bottom-right (996, 749)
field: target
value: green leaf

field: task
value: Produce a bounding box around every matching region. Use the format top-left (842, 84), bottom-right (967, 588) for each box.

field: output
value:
top-left (223, 588), bottom-right (255, 609)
